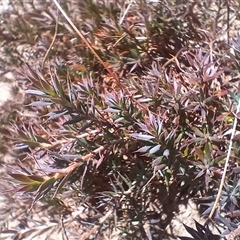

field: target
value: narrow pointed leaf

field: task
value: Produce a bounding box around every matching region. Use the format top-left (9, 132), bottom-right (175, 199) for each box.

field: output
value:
top-left (130, 133), bottom-right (154, 141)
top-left (9, 173), bottom-right (33, 183)
top-left (149, 144), bottom-right (161, 154)
top-left (135, 146), bottom-right (152, 153)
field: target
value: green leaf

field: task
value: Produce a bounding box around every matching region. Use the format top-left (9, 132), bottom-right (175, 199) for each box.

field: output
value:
top-left (191, 126), bottom-right (205, 138)
top-left (21, 140), bottom-right (41, 148)
top-left (17, 184), bottom-right (39, 193)
top-left (32, 177), bottom-right (56, 204)
top-left (53, 171), bottom-right (72, 198)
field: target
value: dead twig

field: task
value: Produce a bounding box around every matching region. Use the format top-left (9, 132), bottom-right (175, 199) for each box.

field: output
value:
top-left (209, 97), bottom-right (240, 219)
top-left (42, 10), bottom-right (59, 68)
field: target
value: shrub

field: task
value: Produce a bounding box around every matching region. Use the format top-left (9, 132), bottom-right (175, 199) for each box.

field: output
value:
top-left (1, 0), bottom-right (240, 239)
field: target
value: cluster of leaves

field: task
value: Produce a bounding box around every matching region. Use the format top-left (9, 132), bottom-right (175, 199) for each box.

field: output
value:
top-left (1, 0), bottom-right (240, 239)
top-left (179, 220), bottom-right (221, 240)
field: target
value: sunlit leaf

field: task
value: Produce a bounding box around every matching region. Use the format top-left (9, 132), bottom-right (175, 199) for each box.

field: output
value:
top-left (28, 101), bottom-right (53, 107)
top-left (46, 109), bottom-right (69, 119)
top-left (25, 89), bottom-right (47, 96)
top-left (33, 177), bottom-right (56, 203)
top-left (135, 145), bottom-right (152, 153)
top-left (191, 126), bottom-right (205, 138)
top-left (130, 133), bottom-right (155, 141)
top-left (149, 144), bottom-right (161, 154)
top-left (52, 171), bottom-right (72, 198)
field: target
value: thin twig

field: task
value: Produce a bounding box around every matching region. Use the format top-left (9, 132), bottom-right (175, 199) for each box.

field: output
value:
top-left (209, 97), bottom-right (240, 220)
top-left (60, 214), bottom-right (70, 240)
top-left (42, 10), bottom-right (59, 68)
top-left (226, 0), bottom-right (230, 44)
top-left (141, 167), bottom-right (157, 192)
top-left (119, 0), bottom-right (134, 25)
top-left (162, 47), bottom-right (185, 69)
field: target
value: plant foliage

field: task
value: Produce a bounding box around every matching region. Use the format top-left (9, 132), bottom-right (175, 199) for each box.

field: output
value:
top-left (1, 0), bottom-right (240, 239)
